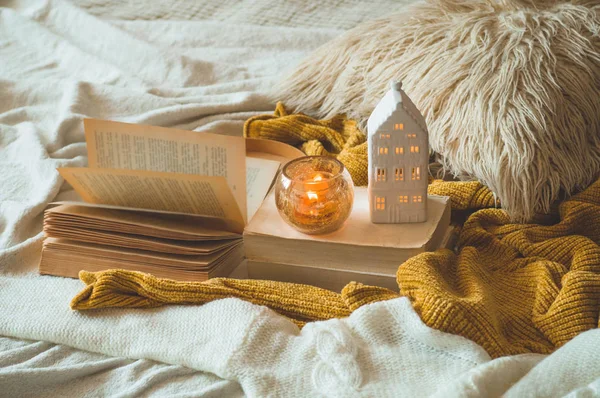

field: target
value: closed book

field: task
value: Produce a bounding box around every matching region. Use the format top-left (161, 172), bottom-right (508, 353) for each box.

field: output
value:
top-left (244, 188), bottom-right (451, 276)
top-left (243, 224), bottom-right (457, 292)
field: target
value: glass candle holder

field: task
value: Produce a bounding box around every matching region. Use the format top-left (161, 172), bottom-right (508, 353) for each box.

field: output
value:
top-left (275, 156), bottom-right (354, 235)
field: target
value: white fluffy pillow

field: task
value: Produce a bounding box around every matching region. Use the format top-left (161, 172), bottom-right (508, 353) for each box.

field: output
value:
top-left (275, 0), bottom-right (600, 221)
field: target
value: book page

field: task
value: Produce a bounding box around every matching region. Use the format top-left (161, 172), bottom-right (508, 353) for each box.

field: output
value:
top-left (43, 221), bottom-right (238, 254)
top-left (58, 167), bottom-right (245, 232)
top-left (245, 137), bottom-right (305, 163)
top-left (246, 156), bottom-right (280, 221)
top-left (43, 238), bottom-right (240, 267)
top-left (84, 118), bottom-right (247, 221)
top-left (46, 203), bottom-right (242, 238)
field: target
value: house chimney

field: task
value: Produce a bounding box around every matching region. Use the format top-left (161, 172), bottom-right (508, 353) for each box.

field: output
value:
top-left (390, 81), bottom-right (402, 91)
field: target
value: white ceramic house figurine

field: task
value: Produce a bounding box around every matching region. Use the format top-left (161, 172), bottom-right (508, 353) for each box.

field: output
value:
top-left (367, 81), bottom-right (429, 223)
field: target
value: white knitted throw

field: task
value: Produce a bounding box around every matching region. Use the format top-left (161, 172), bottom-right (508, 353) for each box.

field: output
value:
top-left (2, 275), bottom-right (600, 396)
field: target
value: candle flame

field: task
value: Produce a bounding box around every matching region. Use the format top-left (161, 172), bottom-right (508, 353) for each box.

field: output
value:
top-left (307, 191), bottom-right (318, 201)
top-left (313, 174), bottom-right (323, 182)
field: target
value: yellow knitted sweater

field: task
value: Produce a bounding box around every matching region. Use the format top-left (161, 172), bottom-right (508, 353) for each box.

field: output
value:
top-left (71, 105), bottom-right (600, 358)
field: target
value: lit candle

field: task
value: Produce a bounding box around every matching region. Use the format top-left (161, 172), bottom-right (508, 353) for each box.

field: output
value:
top-left (300, 172), bottom-right (331, 217)
top-left (275, 156), bottom-right (354, 235)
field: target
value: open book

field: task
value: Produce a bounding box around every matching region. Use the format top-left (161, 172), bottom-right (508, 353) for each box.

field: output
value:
top-left (39, 119), bottom-right (303, 281)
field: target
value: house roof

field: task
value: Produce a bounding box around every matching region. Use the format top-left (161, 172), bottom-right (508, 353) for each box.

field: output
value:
top-left (367, 81), bottom-right (427, 135)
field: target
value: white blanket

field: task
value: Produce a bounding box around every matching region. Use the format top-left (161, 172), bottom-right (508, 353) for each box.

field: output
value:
top-left (1, 275), bottom-right (600, 397)
top-left (1, 1), bottom-right (599, 396)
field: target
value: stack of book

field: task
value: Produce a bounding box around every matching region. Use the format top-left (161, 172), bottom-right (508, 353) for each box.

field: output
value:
top-left (39, 119), bottom-right (303, 281)
top-left (242, 188), bottom-right (454, 291)
top-left (40, 204), bottom-right (245, 281)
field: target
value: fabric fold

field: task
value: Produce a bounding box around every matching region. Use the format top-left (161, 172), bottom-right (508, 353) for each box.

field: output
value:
top-left (71, 270), bottom-right (401, 327)
top-left (398, 179), bottom-right (600, 357)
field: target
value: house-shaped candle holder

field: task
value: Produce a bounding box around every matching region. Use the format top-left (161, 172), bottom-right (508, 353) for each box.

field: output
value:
top-left (367, 81), bottom-right (429, 223)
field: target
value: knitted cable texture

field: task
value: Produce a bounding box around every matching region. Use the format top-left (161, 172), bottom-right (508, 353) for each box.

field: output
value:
top-left (71, 107), bottom-right (600, 358)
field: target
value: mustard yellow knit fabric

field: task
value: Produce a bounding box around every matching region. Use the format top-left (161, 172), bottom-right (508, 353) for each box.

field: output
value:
top-left (72, 271), bottom-right (400, 328)
top-left (71, 106), bottom-right (600, 359)
top-left (244, 102), bottom-right (369, 186)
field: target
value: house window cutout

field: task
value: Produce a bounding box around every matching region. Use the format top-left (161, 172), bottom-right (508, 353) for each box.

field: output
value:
top-left (412, 195), bottom-right (423, 203)
top-left (394, 167), bottom-right (404, 181)
top-left (398, 195), bottom-right (408, 203)
top-left (395, 147), bottom-right (404, 155)
top-left (411, 166), bottom-right (421, 181)
top-left (380, 133), bottom-right (391, 139)
top-left (394, 123), bottom-right (404, 130)
top-left (407, 133), bottom-right (417, 139)
top-left (376, 196), bottom-right (386, 210)
top-left (410, 146), bottom-right (420, 153)
top-left (376, 167), bottom-right (387, 182)
top-left (379, 147), bottom-right (388, 155)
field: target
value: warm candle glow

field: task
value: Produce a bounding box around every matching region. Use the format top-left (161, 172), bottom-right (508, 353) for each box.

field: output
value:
top-left (275, 156), bottom-right (354, 235)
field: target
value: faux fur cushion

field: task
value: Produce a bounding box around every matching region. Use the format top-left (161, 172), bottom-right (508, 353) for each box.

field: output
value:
top-left (275, 0), bottom-right (600, 221)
